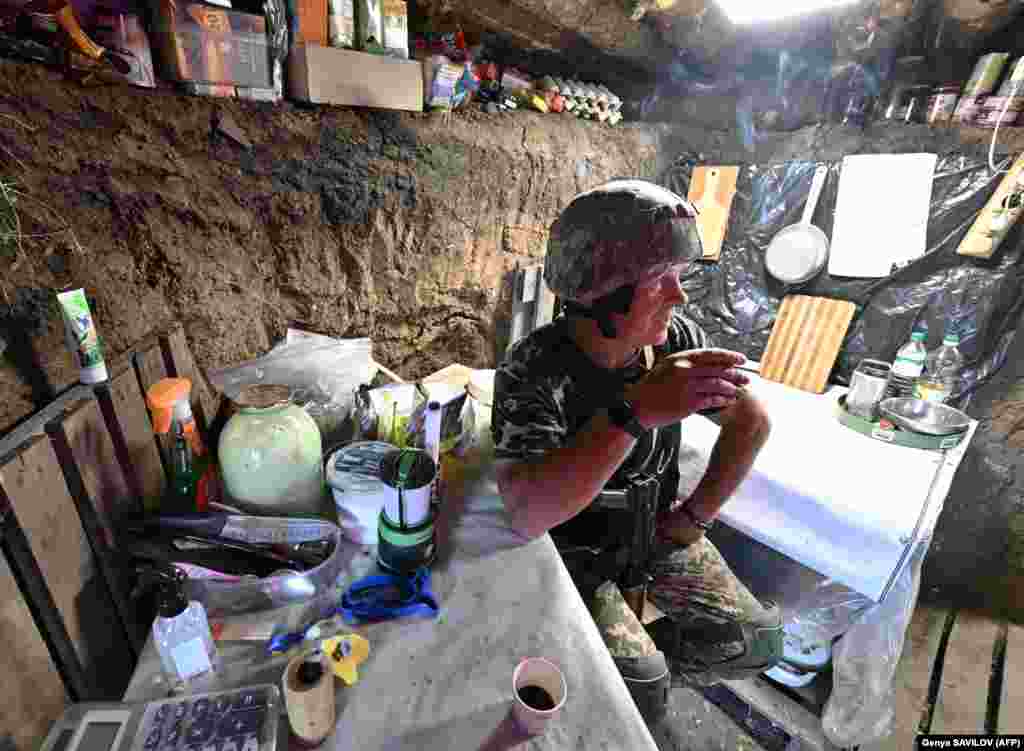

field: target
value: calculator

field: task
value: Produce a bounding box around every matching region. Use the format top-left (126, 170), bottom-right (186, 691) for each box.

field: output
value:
top-left (40, 685), bottom-right (280, 751)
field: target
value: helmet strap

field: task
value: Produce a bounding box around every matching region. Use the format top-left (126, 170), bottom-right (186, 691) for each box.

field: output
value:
top-left (563, 284), bottom-right (635, 339)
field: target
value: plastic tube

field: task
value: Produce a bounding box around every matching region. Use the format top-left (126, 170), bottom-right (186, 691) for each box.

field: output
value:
top-left (56, 288), bottom-right (108, 384)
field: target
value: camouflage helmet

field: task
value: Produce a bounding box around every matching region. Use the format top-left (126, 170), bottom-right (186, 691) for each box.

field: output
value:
top-left (544, 180), bottom-right (702, 304)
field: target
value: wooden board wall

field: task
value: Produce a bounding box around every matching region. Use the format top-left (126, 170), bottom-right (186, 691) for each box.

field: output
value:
top-left (0, 437), bottom-right (134, 700)
top-left (105, 366), bottom-right (165, 510)
top-left (0, 557), bottom-right (69, 751)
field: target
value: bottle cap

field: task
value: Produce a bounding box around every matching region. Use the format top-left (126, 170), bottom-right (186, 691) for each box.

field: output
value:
top-left (156, 569), bottom-right (189, 618)
top-left (146, 378), bottom-right (193, 435)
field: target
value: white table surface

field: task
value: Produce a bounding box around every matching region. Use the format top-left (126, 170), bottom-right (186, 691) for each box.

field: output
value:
top-left (677, 371), bottom-right (977, 602)
top-left (124, 438), bottom-right (659, 751)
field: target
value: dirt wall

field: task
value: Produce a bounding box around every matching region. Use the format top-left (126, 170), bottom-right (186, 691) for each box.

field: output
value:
top-left (0, 58), bottom-right (658, 433)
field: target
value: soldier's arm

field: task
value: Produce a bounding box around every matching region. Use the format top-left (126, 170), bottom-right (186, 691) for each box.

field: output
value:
top-left (661, 390), bottom-right (770, 545)
top-left (496, 409), bottom-right (638, 540)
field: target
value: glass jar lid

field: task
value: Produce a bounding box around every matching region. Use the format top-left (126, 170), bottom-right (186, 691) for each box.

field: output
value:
top-left (234, 384), bottom-right (292, 409)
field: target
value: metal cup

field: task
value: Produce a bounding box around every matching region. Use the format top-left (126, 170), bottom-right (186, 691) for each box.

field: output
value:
top-left (847, 359), bottom-right (892, 421)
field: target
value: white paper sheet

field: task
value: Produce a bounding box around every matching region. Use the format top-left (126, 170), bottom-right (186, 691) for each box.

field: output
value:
top-left (827, 153), bottom-right (938, 278)
top-left (678, 373), bottom-right (973, 601)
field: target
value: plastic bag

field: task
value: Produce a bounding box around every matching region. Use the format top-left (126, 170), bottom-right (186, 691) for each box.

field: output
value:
top-left (659, 153), bottom-right (1024, 407)
top-left (821, 536), bottom-right (930, 747)
top-left (362, 381), bottom-right (473, 453)
top-left (356, 0), bottom-right (382, 51)
top-left (786, 579), bottom-right (874, 646)
top-left (209, 331), bottom-right (376, 448)
top-left (367, 383), bottom-right (425, 448)
top-left (327, 0), bottom-right (355, 48)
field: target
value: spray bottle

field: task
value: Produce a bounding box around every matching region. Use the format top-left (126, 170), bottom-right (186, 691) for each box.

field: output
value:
top-left (146, 378), bottom-right (215, 512)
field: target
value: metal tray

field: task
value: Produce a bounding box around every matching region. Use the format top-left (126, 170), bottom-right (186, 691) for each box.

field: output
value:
top-left (836, 396), bottom-right (967, 451)
top-left (878, 397), bottom-right (970, 437)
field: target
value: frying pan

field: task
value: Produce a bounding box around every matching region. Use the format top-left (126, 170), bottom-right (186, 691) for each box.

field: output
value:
top-left (765, 165), bottom-right (830, 285)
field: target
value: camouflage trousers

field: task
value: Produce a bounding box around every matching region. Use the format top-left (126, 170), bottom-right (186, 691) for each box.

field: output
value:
top-left (590, 535), bottom-right (775, 677)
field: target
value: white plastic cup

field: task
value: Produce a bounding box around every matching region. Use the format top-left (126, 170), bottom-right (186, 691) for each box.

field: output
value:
top-left (511, 658), bottom-right (567, 735)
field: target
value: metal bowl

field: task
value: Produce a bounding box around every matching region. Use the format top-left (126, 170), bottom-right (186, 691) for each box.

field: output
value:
top-left (878, 397), bottom-right (970, 436)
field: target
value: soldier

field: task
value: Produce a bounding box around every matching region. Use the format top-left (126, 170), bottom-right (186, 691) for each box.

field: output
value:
top-left (491, 179), bottom-right (783, 715)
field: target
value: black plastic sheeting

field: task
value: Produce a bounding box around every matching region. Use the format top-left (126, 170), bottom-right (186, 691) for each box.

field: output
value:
top-left (662, 154), bottom-right (1024, 407)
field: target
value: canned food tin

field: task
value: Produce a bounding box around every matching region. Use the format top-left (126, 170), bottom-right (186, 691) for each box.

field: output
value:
top-left (926, 87), bottom-right (960, 124)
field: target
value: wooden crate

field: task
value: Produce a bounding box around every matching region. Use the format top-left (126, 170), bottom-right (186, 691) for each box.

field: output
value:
top-left (0, 325), bottom-right (213, 750)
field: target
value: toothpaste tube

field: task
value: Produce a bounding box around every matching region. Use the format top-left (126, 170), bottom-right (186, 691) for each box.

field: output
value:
top-left (56, 287), bottom-right (108, 384)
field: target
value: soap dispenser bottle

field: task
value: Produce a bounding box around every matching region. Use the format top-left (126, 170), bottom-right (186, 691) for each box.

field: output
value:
top-left (151, 568), bottom-right (219, 692)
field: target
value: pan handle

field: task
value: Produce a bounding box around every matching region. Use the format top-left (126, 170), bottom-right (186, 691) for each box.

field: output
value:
top-left (800, 165), bottom-right (828, 228)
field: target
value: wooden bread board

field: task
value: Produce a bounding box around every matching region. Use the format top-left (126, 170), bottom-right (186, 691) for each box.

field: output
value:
top-left (958, 152), bottom-right (1024, 259)
top-left (760, 295), bottom-right (856, 394)
top-left (688, 166), bottom-right (740, 261)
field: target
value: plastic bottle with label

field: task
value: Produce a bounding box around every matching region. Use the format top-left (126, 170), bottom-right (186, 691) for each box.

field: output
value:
top-left (885, 331), bottom-right (927, 399)
top-left (914, 332), bottom-right (964, 404)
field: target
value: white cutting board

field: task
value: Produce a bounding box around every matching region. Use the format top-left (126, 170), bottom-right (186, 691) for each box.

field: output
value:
top-left (828, 153), bottom-right (938, 278)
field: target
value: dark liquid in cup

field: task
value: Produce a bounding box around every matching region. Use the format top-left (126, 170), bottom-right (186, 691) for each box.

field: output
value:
top-left (517, 684), bottom-right (556, 711)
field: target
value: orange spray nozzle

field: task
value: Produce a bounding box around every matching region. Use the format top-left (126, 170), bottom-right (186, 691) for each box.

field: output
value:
top-left (146, 377), bottom-right (193, 435)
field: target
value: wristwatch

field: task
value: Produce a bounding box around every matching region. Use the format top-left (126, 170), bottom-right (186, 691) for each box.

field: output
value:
top-left (607, 399), bottom-right (646, 439)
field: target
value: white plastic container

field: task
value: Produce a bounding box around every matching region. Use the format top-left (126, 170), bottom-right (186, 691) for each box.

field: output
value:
top-left (326, 441), bottom-right (394, 544)
top-left (379, 448), bottom-right (435, 528)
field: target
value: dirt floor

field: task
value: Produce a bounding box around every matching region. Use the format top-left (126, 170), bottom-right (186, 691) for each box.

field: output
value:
top-left (0, 57), bottom-right (658, 433)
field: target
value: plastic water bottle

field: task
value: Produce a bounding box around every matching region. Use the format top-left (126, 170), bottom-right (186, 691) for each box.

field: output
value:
top-left (885, 331), bottom-right (927, 399)
top-left (914, 333), bottom-right (964, 404)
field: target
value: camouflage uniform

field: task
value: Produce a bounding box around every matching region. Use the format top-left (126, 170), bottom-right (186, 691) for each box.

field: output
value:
top-left (492, 313), bottom-right (782, 685)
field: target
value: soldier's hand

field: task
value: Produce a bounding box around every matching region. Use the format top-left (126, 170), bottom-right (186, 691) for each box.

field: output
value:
top-left (626, 349), bottom-right (749, 429)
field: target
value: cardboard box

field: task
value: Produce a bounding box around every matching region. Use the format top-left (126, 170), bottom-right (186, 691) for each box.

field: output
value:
top-left (287, 43), bottom-right (422, 111)
top-left (150, 1), bottom-right (272, 94)
top-left (287, 0), bottom-right (326, 45)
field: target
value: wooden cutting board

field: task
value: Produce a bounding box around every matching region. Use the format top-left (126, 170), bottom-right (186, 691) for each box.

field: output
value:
top-left (687, 165), bottom-right (740, 261)
top-left (760, 295), bottom-right (857, 394)
top-left (957, 152), bottom-right (1024, 259)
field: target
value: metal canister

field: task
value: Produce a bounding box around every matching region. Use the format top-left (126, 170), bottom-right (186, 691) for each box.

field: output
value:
top-left (962, 53), bottom-right (1011, 97)
top-left (847, 359), bottom-right (892, 421)
top-left (926, 86), bottom-right (960, 124)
